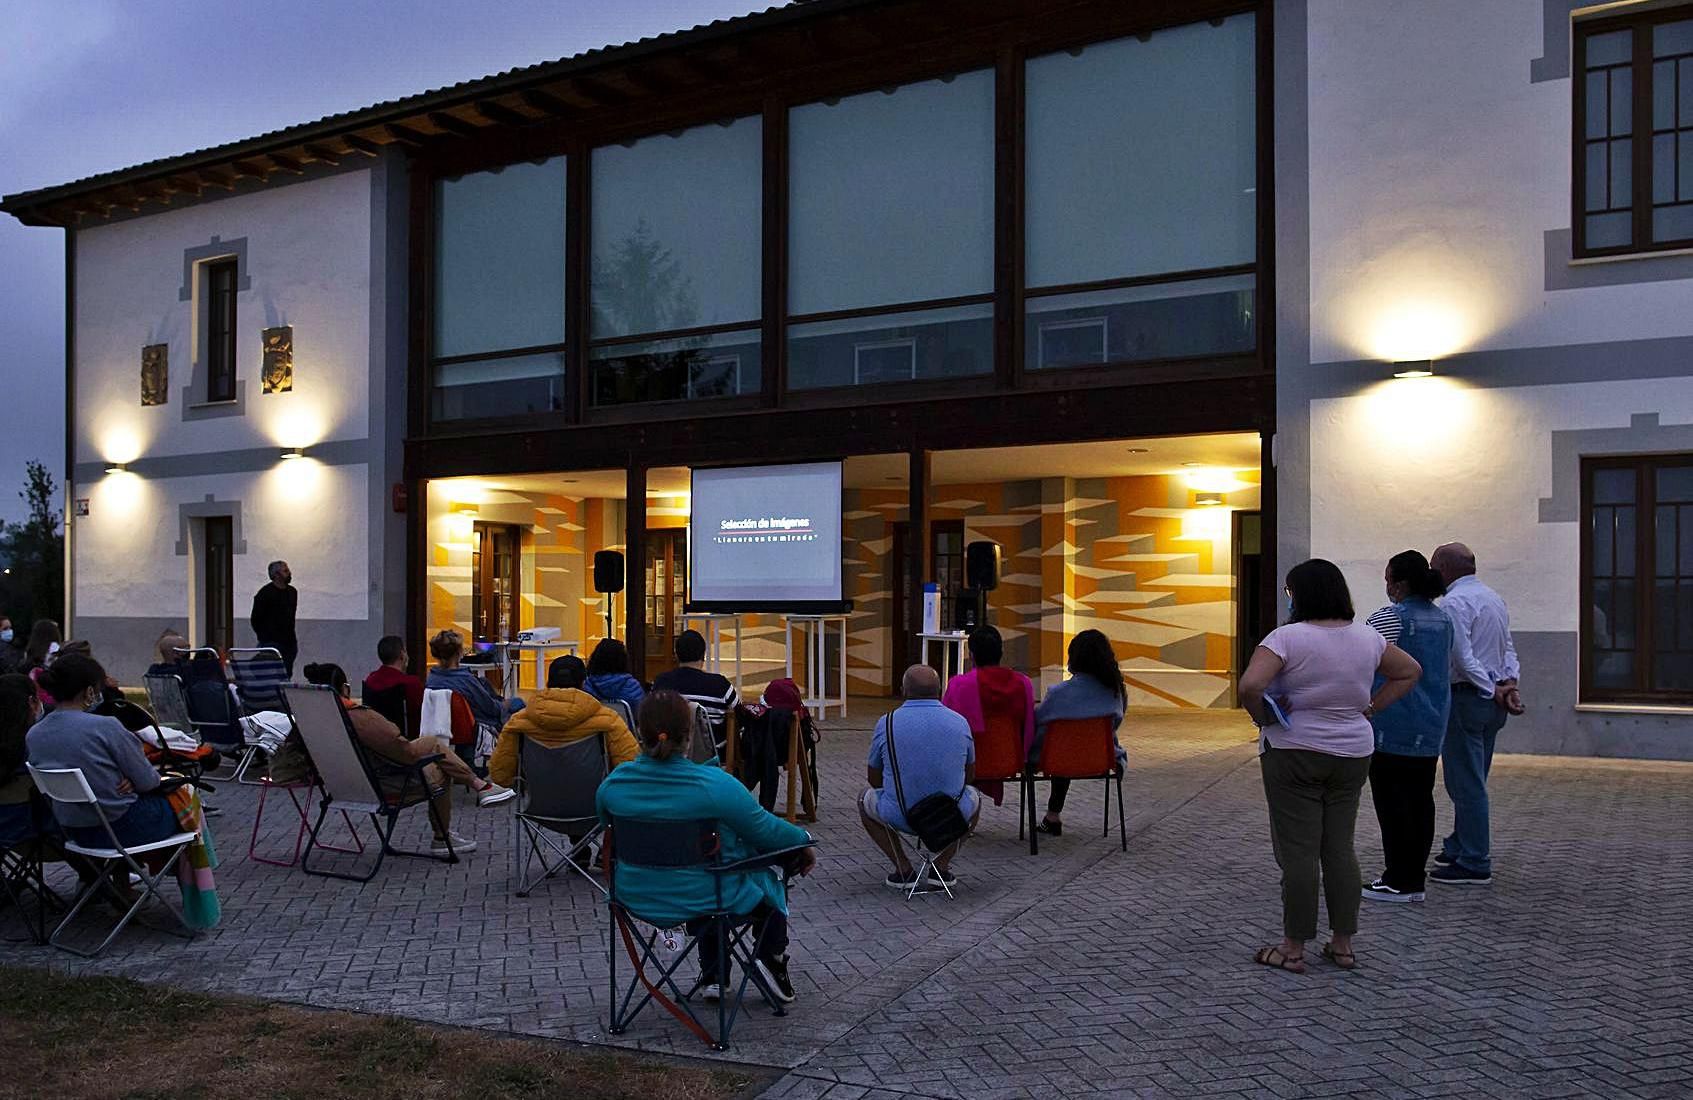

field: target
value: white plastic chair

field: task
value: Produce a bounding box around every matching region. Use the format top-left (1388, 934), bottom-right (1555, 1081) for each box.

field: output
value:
top-left (26, 765), bottom-right (200, 957)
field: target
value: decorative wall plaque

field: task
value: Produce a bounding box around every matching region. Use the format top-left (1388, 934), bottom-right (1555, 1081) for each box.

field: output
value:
top-left (261, 326), bottom-right (293, 394)
top-left (141, 343), bottom-right (168, 406)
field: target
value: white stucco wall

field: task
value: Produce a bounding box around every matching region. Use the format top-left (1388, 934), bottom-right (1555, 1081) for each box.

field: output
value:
top-left (1306, 0), bottom-right (1693, 366)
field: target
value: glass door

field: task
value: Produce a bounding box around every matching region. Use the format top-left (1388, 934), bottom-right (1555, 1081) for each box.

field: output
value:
top-left (644, 529), bottom-right (687, 683)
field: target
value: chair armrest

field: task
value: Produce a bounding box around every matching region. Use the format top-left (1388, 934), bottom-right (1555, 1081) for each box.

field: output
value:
top-left (716, 841), bottom-right (817, 875)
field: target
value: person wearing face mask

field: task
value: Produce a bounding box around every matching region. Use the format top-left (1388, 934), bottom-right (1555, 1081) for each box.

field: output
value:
top-left (25, 653), bottom-right (180, 850)
top-left (0, 617), bottom-right (23, 673)
top-left (1360, 551), bottom-right (1453, 904)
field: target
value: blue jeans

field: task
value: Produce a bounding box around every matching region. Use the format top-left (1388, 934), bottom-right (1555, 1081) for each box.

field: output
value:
top-left (1440, 690), bottom-right (1507, 874)
top-left (66, 793), bottom-right (180, 850)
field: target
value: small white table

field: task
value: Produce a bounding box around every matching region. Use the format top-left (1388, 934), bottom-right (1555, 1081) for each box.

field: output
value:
top-left (919, 631), bottom-right (970, 689)
top-left (502, 639), bottom-right (580, 701)
top-left (784, 614), bottom-right (849, 720)
top-left (681, 612), bottom-right (744, 694)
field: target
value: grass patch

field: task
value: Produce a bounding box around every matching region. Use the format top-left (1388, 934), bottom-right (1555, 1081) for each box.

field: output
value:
top-left (0, 965), bottom-right (761, 1100)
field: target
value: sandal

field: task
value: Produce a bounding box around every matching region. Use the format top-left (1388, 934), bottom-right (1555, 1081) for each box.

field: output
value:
top-left (1322, 943), bottom-right (1358, 970)
top-left (1253, 945), bottom-right (1306, 973)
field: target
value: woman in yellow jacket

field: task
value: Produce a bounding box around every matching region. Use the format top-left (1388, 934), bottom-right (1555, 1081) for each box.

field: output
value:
top-left (487, 655), bottom-right (639, 786)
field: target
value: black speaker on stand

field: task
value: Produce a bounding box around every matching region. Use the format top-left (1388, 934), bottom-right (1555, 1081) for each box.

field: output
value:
top-left (594, 550), bottom-right (625, 641)
top-left (964, 540), bottom-right (1001, 635)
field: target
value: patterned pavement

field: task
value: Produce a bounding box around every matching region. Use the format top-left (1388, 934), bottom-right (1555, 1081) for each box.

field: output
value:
top-left (4, 707), bottom-right (1690, 1098)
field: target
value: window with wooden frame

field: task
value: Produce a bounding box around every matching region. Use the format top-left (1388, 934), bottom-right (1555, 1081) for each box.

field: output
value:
top-left (1573, 9), bottom-right (1693, 257)
top-left (204, 258), bottom-right (238, 403)
top-left (1582, 454), bottom-right (1693, 704)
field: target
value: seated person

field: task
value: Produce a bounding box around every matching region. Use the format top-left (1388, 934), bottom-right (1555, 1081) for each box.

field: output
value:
top-left (860, 665), bottom-right (981, 890)
top-left (941, 625), bottom-right (1036, 804)
top-left (488, 653), bottom-right (638, 787)
top-left (597, 690), bottom-right (815, 1004)
top-left (25, 653), bottom-right (181, 850)
top-left (424, 629), bottom-right (522, 775)
top-left (362, 634), bottom-right (425, 739)
top-left (583, 638), bottom-right (645, 714)
top-left (144, 630), bottom-right (191, 680)
top-left (303, 662), bottom-right (512, 855)
top-left (651, 630), bottom-right (737, 754)
top-left (1031, 629), bottom-right (1128, 837)
top-left (0, 673), bottom-right (47, 845)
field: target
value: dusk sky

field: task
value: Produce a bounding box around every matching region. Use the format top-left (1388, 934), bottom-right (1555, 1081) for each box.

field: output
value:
top-left (0, 0), bottom-right (765, 523)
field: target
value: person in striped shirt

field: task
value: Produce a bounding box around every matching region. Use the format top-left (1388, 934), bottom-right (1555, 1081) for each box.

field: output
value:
top-left (652, 629), bottom-right (738, 755)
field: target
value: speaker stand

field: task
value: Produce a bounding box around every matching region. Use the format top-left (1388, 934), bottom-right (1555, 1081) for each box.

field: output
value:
top-left (604, 593), bottom-right (615, 641)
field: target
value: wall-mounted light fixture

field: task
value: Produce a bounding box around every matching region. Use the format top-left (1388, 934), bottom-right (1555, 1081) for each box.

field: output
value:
top-left (451, 502), bottom-right (480, 517)
top-left (1392, 359), bottom-right (1435, 379)
top-left (1194, 492), bottom-right (1225, 507)
top-left (104, 461), bottom-right (128, 475)
top-left (280, 447), bottom-right (305, 461)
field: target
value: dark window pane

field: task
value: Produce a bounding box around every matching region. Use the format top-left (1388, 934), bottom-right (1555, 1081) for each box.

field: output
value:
top-left (1657, 505), bottom-right (1678, 576)
top-left (1594, 467), bottom-right (1636, 505)
top-left (1654, 578), bottom-right (1678, 648)
top-left (1594, 651), bottom-right (1634, 688)
top-left (1654, 204), bottom-right (1693, 241)
top-left (1611, 138), bottom-right (1633, 208)
top-left (1682, 58), bottom-right (1693, 125)
top-left (1588, 71), bottom-right (1610, 140)
top-left (1662, 466), bottom-right (1693, 504)
top-left (1683, 133), bottom-right (1693, 201)
top-left (1587, 29), bottom-right (1632, 67)
top-left (1594, 507), bottom-right (1615, 575)
top-left (1654, 654), bottom-right (1693, 691)
top-left (431, 351), bottom-right (565, 420)
top-left (787, 305), bottom-right (992, 391)
top-left (1026, 275), bottom-right (1256, 369)
top-left (1655, 134), bottom-right (1677, 204)
top-left (1615, 578), bottom-right (1637, 647)
top-left (1654, 19), bottom-right (1693, 58)
top-left (589, 331), bottom-right (761, 407)
top-left (1656, 60), bottom-right (1676, 129)
top-left (1586, 142), bottom-right (1609, 210)
top-left (1611, 67), bottom-right (1633, 135)
top-left (1682, 583), bottom-right (1693, 648)
top-left (1618, 505), bottom-right (1637, 576)
top-left (1587, 210), bottom-right (1633, 247)
top-left (1683, 506), bottom-right (1693, 573)
top-left (1594, 578), bottom-right (1615, 647)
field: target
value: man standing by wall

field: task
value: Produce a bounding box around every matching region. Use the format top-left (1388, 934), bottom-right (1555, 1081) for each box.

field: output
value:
top-left (1429, 542), bottom-right (1523, 887)
top-left (250, 560), bottom-right (298, 676)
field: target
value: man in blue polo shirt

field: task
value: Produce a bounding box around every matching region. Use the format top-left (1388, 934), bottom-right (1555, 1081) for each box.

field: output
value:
top-left (860, 664), bottom-right (979, 890)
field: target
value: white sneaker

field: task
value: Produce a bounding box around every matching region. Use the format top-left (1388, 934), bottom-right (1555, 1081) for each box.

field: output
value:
top-left (432, 830), bottom-right (477, 855)
top-left (476, 782), bottom-right (516, 807)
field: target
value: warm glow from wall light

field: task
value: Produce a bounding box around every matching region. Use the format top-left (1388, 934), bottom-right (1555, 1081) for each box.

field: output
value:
top-left (272, 406), bottom-right (324, 450)
top-left (1370, 302), bottom-right (1469, 363)
top-left (1182, 468), bottom-right (1249, 494)
top-left (1181, 503), bottom-right (1231, 542)
top-left (1355, 375), bottom-right (1478, 452)
top-left (102, 430), bottom-right (142, 466)
top-left (1194, 492), bottom-right (1224, 507)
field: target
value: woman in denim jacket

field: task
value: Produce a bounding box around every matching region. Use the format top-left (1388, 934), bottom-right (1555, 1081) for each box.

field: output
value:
top-left (1362, 550), bottom-right (1453, 903)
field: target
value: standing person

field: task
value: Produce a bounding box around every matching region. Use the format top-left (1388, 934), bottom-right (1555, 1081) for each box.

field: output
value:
top-left (652, 629), bottom-right (738, 755)
top-left (1029, 629), bottom-right (1127, 836)
top-left (1429, 542), bottom-right (1523, 887)
top-left (250, 560), bottom-right (298, 675)
top-left (1362, 551), bottom-right (1453, 903)
top-left (1240, 559), bottom-right (1421, 973)
top-left (584, 638), bottom-right (646, 714)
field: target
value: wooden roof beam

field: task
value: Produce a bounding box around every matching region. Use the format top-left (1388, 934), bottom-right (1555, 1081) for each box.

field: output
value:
top-left (267, 152), bottom-right (306, 175)
top-left (301, 143), bottom-right (342, 166)
top-left (426, 110), bottom-right (482, 138)
top-left (342, 133), bottom-right (383, 157)
top-left (520, 87), bottom-right (573, 117)
top-left (561, 75), bottom-right (623, 107)
top-left (614, 65), bottom-right (675, 97)
top-left (381, 122), bottom-right (431, 147)
top-left (471, 99), bottom-right (531, 127)
top-left (229, 160), bottom-right (271, 182)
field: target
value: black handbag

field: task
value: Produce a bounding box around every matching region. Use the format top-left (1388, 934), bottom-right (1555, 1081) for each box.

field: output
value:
top-left (884, 711), bottom-right (971, 852)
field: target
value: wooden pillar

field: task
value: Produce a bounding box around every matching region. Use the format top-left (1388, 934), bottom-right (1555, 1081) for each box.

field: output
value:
top-left (1259, 430), bottom-right (1278, 643)
top-left (624, 461), bottom-right (647, 674)
top-left (906, 447), bottom-right (931, 684)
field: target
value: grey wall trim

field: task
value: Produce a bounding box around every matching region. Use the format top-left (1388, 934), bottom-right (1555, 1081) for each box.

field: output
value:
top-left (1273, 0), bottom-right (1314, 573)
top-left (1538, 412), bottom-right (1693, 522)
top-left (1545, 229), bottom-right (1693, 288)
top-left (176, 235), bottom-right (252, 301)
top-left (74, 436), bottom-right (373, 484)
top-left (1530, 0), bottom-right (1581, 83)
top-left (1514, 631), bottom-right (1693, 759)
top-left (174, 495), bottom-right (247, 556)
top-left (1298, 333), bottom-right (1693, 403)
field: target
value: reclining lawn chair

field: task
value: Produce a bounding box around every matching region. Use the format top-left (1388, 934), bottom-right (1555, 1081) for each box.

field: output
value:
top-left (605, 816), bottom-right (812, 1051)
top-left (282, 683), bottom-right (458, 882)
top-left (162, 648), bottom-right (250, 782)
top-left (27, 766), bottom-right (200, 958)
top-left (511, 729), bottom-right (608, 898)
top-left (228, 647), bottom-right (292, 784)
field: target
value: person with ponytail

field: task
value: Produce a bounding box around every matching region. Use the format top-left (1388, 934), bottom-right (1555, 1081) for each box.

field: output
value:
top-left (1361, 550), bottom-right (1454, 904)
top-left (596, 689), bottom-right (817, 1005)
top-left (25, 653), bottom-right (180, 849)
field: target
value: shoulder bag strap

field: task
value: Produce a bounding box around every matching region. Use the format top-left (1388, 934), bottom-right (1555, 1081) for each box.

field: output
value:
top-left (884, 711), bottom-right (909, 818)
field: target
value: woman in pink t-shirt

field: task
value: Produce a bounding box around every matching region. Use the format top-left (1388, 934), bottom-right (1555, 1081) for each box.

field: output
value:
top-left (1239, 559), bottom-right (1421, 973)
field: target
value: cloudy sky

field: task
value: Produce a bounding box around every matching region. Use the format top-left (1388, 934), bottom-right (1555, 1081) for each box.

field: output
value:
top-left (0, 0), bottom-right (764, 523)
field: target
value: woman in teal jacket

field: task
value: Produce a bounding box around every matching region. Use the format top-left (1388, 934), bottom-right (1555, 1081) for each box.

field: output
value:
top-left (598, 690), bottom-right (815, 1003)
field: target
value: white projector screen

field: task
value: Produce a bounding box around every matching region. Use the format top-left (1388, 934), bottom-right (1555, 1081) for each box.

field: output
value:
top-left (689, 462), bottom-right (844, 609)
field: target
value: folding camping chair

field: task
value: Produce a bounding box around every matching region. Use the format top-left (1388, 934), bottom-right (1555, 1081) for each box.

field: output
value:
top-left (0, 790), bottom-right (57, 946)
top-left (511, 730), bottom-right (609, 898)
top-left (1030, 717), bottom-right (1127, 852)
top-left (362, 684), bottom-right (413, 740)
top-left (228, 647), bottom-right (291, 784)
top-left (163, 648), bottom-right (250, 782)
top-left (282, 683), bottom-right (458, 882)
top-left (27, 766), bottom-right (200, 958)
top-left (605, 816), bottom-right (813, 1051)
top-left (974, 711), bottom-right (1038, 855)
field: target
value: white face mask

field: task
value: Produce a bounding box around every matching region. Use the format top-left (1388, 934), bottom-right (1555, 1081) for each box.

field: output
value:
top-left (0, 629), bottom-right (11, 643)
top-left (46, 642), bottom-right (60, 657)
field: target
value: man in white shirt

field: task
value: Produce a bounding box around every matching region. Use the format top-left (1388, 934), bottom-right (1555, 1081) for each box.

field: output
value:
top-left (1429, 543), bottom-right (1524, 886)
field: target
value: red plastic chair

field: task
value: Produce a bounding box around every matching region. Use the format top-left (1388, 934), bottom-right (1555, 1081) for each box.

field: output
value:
top-left (974, 712), bottom-right (1037, 855)
top-left (1033, 717), bottom-right (1126, 853)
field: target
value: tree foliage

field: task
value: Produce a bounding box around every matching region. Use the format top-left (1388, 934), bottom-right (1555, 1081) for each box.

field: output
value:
top-left (0, 461), bottom-right (66, 632)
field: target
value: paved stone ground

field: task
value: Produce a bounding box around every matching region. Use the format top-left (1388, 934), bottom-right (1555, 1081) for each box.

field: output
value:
top-left (3, 706), bottom-right (1690, 1098)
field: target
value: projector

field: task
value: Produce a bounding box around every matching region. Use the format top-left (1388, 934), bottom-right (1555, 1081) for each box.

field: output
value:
top-left (515, 627), bottom-right (561, 644)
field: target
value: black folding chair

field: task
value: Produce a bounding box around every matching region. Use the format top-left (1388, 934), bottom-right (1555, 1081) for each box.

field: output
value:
top-left (0, 789), bottom-right (58, 945)
top-left (605, 815), bottom-right (812, 1051)
top-left (282, 684), bottom-right (456, 883)
top-left (361, 684), bottom-right (413, 740)
top-left (512, 730), bottom-right (608, 898)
